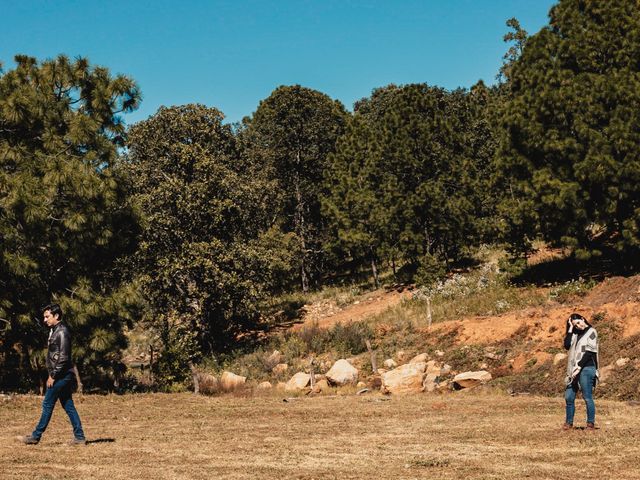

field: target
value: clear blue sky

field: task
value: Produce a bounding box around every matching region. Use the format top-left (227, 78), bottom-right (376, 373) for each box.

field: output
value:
top-left (1, 0), bottom-right (557, 125)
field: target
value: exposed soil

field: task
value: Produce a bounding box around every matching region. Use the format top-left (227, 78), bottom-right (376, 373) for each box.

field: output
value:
top-left (292, 287), bottom-right (412, 331)
top-left (298, 275), bottom-right (640, 345)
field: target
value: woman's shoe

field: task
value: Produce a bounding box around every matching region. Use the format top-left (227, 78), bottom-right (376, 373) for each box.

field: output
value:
top-left (562, 423), bottom-right (573, 430)
top-left (586, 422), bottom-right (596, 430)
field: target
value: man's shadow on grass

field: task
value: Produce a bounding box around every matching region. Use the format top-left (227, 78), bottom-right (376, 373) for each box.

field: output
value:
top-left (86, 438), bottom-right (115, 444)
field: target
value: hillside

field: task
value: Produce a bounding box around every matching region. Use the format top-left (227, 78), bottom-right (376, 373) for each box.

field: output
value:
top-left (201, 257), bottom-right (640, 402)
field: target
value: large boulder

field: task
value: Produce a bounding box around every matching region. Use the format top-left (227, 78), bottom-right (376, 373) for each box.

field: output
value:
top-left (326, 359), bottom-right (359, 386)
top-left (257, 381), bottom-right (273, 390)
top-left (383, 358), bottom-right (397, 369)
top-left (425, 360), bottom-right (441, 375)
top-left (285, 372), bottom-right (311, 392)
top-left (220, 371), bottom-right (246, 392)
top-left (410, 353), bottom-right (428, 364)
top-left (423, 373), bottom-right (439, 393)
top-left (381, 362), bottom-right (427, 395)
top-left (452, 370), bottom-right (492, 389)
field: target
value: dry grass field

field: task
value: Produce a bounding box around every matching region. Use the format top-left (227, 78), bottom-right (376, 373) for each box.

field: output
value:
top-left (2, 391), bottom-right (640, 480)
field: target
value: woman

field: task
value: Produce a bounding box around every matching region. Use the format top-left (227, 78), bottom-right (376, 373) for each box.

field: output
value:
top-left (563, 313), bottom-right (599, 430)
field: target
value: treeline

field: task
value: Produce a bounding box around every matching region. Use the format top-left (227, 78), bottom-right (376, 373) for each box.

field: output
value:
top-left (2, 0), bottom-right (639, 389)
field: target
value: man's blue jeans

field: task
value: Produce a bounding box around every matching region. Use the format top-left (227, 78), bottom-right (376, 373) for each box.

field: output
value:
top-left (565, 365), bottom-right (596, 425)
top-left (32, 371), bottom-right (85, 440)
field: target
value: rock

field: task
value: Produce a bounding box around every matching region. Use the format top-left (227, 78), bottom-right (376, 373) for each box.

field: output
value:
top-left (440, 364), bottom-right (452, 376)
top-left (265, 350), bottom-right (282, 368)
top-left (553, 353), bottom-right (568, 365)
top-left (377, 368), bottom-right (388, 375)
top-left (285, 372), bottom-right (311, 392)
top-left (425, 360), bottom-right (441, 376)
top-left (616, 357), bottom-right (630, 367)
top-left (452, 370), bottom-right (492, 389)
top-left (257, 381), bottom-right (273, 390)
top-left (484, 352), bottom-right (500, 360)
top-left (410, 353), bottom-right (428, 364)
top-left (381, 362), bottom-right (427, 395)
top-left (220, 371), bottom-right (246, 392)
top-left (197, 373), bottom-right (220, 394)
top-left (272, 363), bottom-right (289, 375)
top-left (396, 350), bottom-right (408, 363)
top-left (423, 373), bottom-right (439, 393)
top-left (276, 381), bottom-right (287, 390)
top-left (326, 359), bottom-right (359, 386)
top-left (312, 378), bottom-right (331, 394)
top-left (599, 364), bottom-right (614, 382)
top-left (383, 358), bottom-right (397, 369)
top-left (369, 376), bottom-right (383, 389)
top-left (480, 362), bottom-right (489, 370)
top-left (320, 360), bottom-right (333, 372)
top-left (435, 350), bottom-right (445, 357)
top-left (357, 381), bottom-right (367, 388)
top-left (356, 388), bottom-right (370, 395)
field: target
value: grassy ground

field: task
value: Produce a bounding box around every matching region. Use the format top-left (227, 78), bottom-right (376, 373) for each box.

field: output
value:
top-left (2, 391), bottom-right (640, 480)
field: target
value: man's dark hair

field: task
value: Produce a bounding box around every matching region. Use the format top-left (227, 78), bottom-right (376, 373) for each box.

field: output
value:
top-left (43, 303), bottom-right (63, 321)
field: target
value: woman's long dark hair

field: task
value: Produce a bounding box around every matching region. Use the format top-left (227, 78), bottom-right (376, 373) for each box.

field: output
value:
top-left (566, 313), bottom-right (591, 333)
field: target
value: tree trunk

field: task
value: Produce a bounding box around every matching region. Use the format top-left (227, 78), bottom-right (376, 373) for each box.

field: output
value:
top-left (294, 166), bottom-right (309, 293)
top-left (149, 345), bottom-right (155, 385)
top-left (189, 362), bottom-right (200, 395)
top-left (365, 339), bottom-right (377, 374)
top-left (391, 257), bottom-right (397, 277)
top-left (72, 365), bottom-right (84, 395)
top-left (309, 356), bottom-right (316, 388)
top-left (370, 251), bottom-right (380, 289)
top-left (426, 296), bottom-right (433, 329)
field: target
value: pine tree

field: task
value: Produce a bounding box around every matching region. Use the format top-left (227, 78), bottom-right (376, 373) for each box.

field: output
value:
top-left (244, 86), bottom-right (348, 292)
top-left (498, 0), bottom-right (640, 258)
top-left (327, 83), bottom-right (497, 283)
top-left (0, 55), bottom-right (141, 389)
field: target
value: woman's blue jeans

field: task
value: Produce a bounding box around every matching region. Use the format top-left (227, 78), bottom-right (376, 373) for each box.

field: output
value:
top-left (32, 370), bottom-right (85, 440)
top-left (565, 365), bottom-right (596, 425)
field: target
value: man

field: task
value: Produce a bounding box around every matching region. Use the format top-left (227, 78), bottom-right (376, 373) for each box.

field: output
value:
top-left (18, 303), bottom-right (86, 445)
top-left (562, 312), bottom-right (599, 431)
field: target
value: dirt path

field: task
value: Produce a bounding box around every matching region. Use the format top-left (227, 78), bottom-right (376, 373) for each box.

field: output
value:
top-left (292, 287), bottom-right (412, 331)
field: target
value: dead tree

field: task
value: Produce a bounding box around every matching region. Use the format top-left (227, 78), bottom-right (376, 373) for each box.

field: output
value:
top-left (365, 339), bottom-right (378, 373)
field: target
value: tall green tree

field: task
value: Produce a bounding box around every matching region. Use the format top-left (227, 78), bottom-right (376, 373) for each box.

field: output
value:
top-left (244, 86), bottom-right (348, 292)
top-left (0, 55), bottom-right (141, 389)
top-left (326, 83), bottom-right (497, 284)
top-left (322, 114), bottom-right (388, 287)
top-left (498, 0), bottom-right (640, 258)
top-left (124, 104), bottom-right (297, 382)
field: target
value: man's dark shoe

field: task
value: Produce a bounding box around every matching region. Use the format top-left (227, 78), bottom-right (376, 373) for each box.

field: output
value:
top-left (17, 435), bottom-right (39, 445)
top-left (586, 422), bottom-right (596, 431)
top-left (562, 423), bottom-right (573, 431)
top-left (69, 438), bottom-right (87, 445)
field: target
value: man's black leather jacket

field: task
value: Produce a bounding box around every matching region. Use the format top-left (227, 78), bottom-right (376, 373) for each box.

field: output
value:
top-left (46, 322), bottom-right (73, 379)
